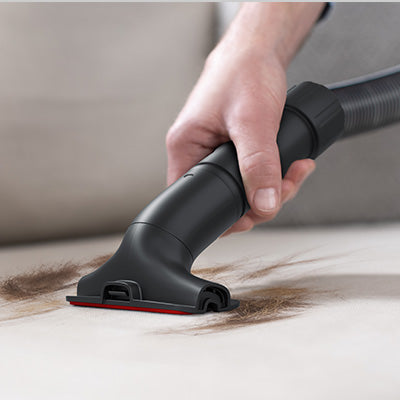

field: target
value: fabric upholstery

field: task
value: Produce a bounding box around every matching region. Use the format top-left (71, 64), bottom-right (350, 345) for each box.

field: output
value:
top-left (1, 225), bottom-right (399, 399)
top-left (0, 3), bottom-right (214, 244)
top-left (2, 3), bottom-right (400, 244)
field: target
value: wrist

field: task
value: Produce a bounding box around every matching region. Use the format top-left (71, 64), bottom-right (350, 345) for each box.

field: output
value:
top-left (215, 2), bottom-right (325, 69)
top-left (206, 38), bottom-right (285, 77)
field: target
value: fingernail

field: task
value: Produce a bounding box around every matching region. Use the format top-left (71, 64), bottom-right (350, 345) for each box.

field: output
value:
top-left (254, 188), bottom-right (278, 213)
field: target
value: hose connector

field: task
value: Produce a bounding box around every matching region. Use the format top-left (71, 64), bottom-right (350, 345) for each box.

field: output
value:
top-left (278, 82), bottom-right (345, 174)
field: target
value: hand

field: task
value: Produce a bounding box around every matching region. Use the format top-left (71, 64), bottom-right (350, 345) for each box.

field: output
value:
top-left (166, 3), bottom-right (324, 235)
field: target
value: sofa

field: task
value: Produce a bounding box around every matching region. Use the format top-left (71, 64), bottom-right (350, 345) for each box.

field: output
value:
top-left (1, 4), bottom-right (400, 399)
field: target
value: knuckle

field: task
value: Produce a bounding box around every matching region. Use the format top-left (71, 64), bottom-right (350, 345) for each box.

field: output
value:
top-left (165, 131), bottom-right (181, 154)
top-left (229, 98), bottom-right (283, 132)
top-left (231, 111), bottom-right (281, 135)
top-left (166, 122), bottom-right (190, 152)
top-left (231, 109), bottom-right (259, 128)
top-left (166, 117), bottom-right (209, 151)
top-left (240, 149), bottom-right (280, 179)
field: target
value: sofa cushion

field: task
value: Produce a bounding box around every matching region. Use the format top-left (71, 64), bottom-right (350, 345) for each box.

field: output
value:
top-left (0, 3), bottom-right (214, 244)
top-left (1, 225), bottom-right (399, 399)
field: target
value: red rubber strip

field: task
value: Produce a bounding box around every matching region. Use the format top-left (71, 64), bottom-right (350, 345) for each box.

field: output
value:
top-left (69, 301), bottom-right (192, 315)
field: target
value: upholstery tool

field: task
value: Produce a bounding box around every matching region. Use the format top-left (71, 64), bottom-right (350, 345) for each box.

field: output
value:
top-left (67, 66), bottom-right (400, 314)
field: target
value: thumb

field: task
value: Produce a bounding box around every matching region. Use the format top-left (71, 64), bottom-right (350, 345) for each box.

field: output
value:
top-left (231, 120), bottom-right (282, 218)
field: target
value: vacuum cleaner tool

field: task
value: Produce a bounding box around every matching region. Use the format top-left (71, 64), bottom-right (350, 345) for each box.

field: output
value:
top-left (67, 82), bottom-right (345, 314)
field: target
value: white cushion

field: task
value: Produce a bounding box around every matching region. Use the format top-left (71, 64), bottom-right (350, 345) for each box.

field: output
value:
top-left (1, 224), bottom-right (399, 399)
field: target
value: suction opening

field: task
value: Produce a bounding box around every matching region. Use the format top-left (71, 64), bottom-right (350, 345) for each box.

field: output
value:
top-left (199, 286), bottom-right (229, 312)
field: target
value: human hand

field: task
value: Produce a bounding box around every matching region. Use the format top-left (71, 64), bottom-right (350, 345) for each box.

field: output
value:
top-left (166, 3), bottom-right (324, 235)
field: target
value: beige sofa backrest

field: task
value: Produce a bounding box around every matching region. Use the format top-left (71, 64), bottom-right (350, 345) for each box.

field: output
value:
top-left (0, 3), bottom-right (214, 244)
top-left (2, 3), bottom-right (400, 245)
top-left (275, 3), bottom-right (400, 226)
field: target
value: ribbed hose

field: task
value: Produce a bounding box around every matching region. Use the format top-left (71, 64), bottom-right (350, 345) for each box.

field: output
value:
top-left (326, 65), bottom-right (400, 137)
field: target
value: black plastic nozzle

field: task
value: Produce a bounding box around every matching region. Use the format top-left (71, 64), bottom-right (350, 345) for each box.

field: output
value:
top-left (67, 82), bottom-right (344, 314)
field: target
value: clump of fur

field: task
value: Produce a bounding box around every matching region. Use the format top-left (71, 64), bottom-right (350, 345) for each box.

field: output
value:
top-left (0, 253), bottom-right (330, 332)
top-left (188, 286), bottom-right (313, 333)
top-left (0, 255), bottom-right (110, 301)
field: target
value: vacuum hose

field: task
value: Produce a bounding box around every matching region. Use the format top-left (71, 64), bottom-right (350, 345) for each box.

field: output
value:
top-left (328, 64), bottom-right (400, 137)
top-left (68, 66), bottom-right (400, 314)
